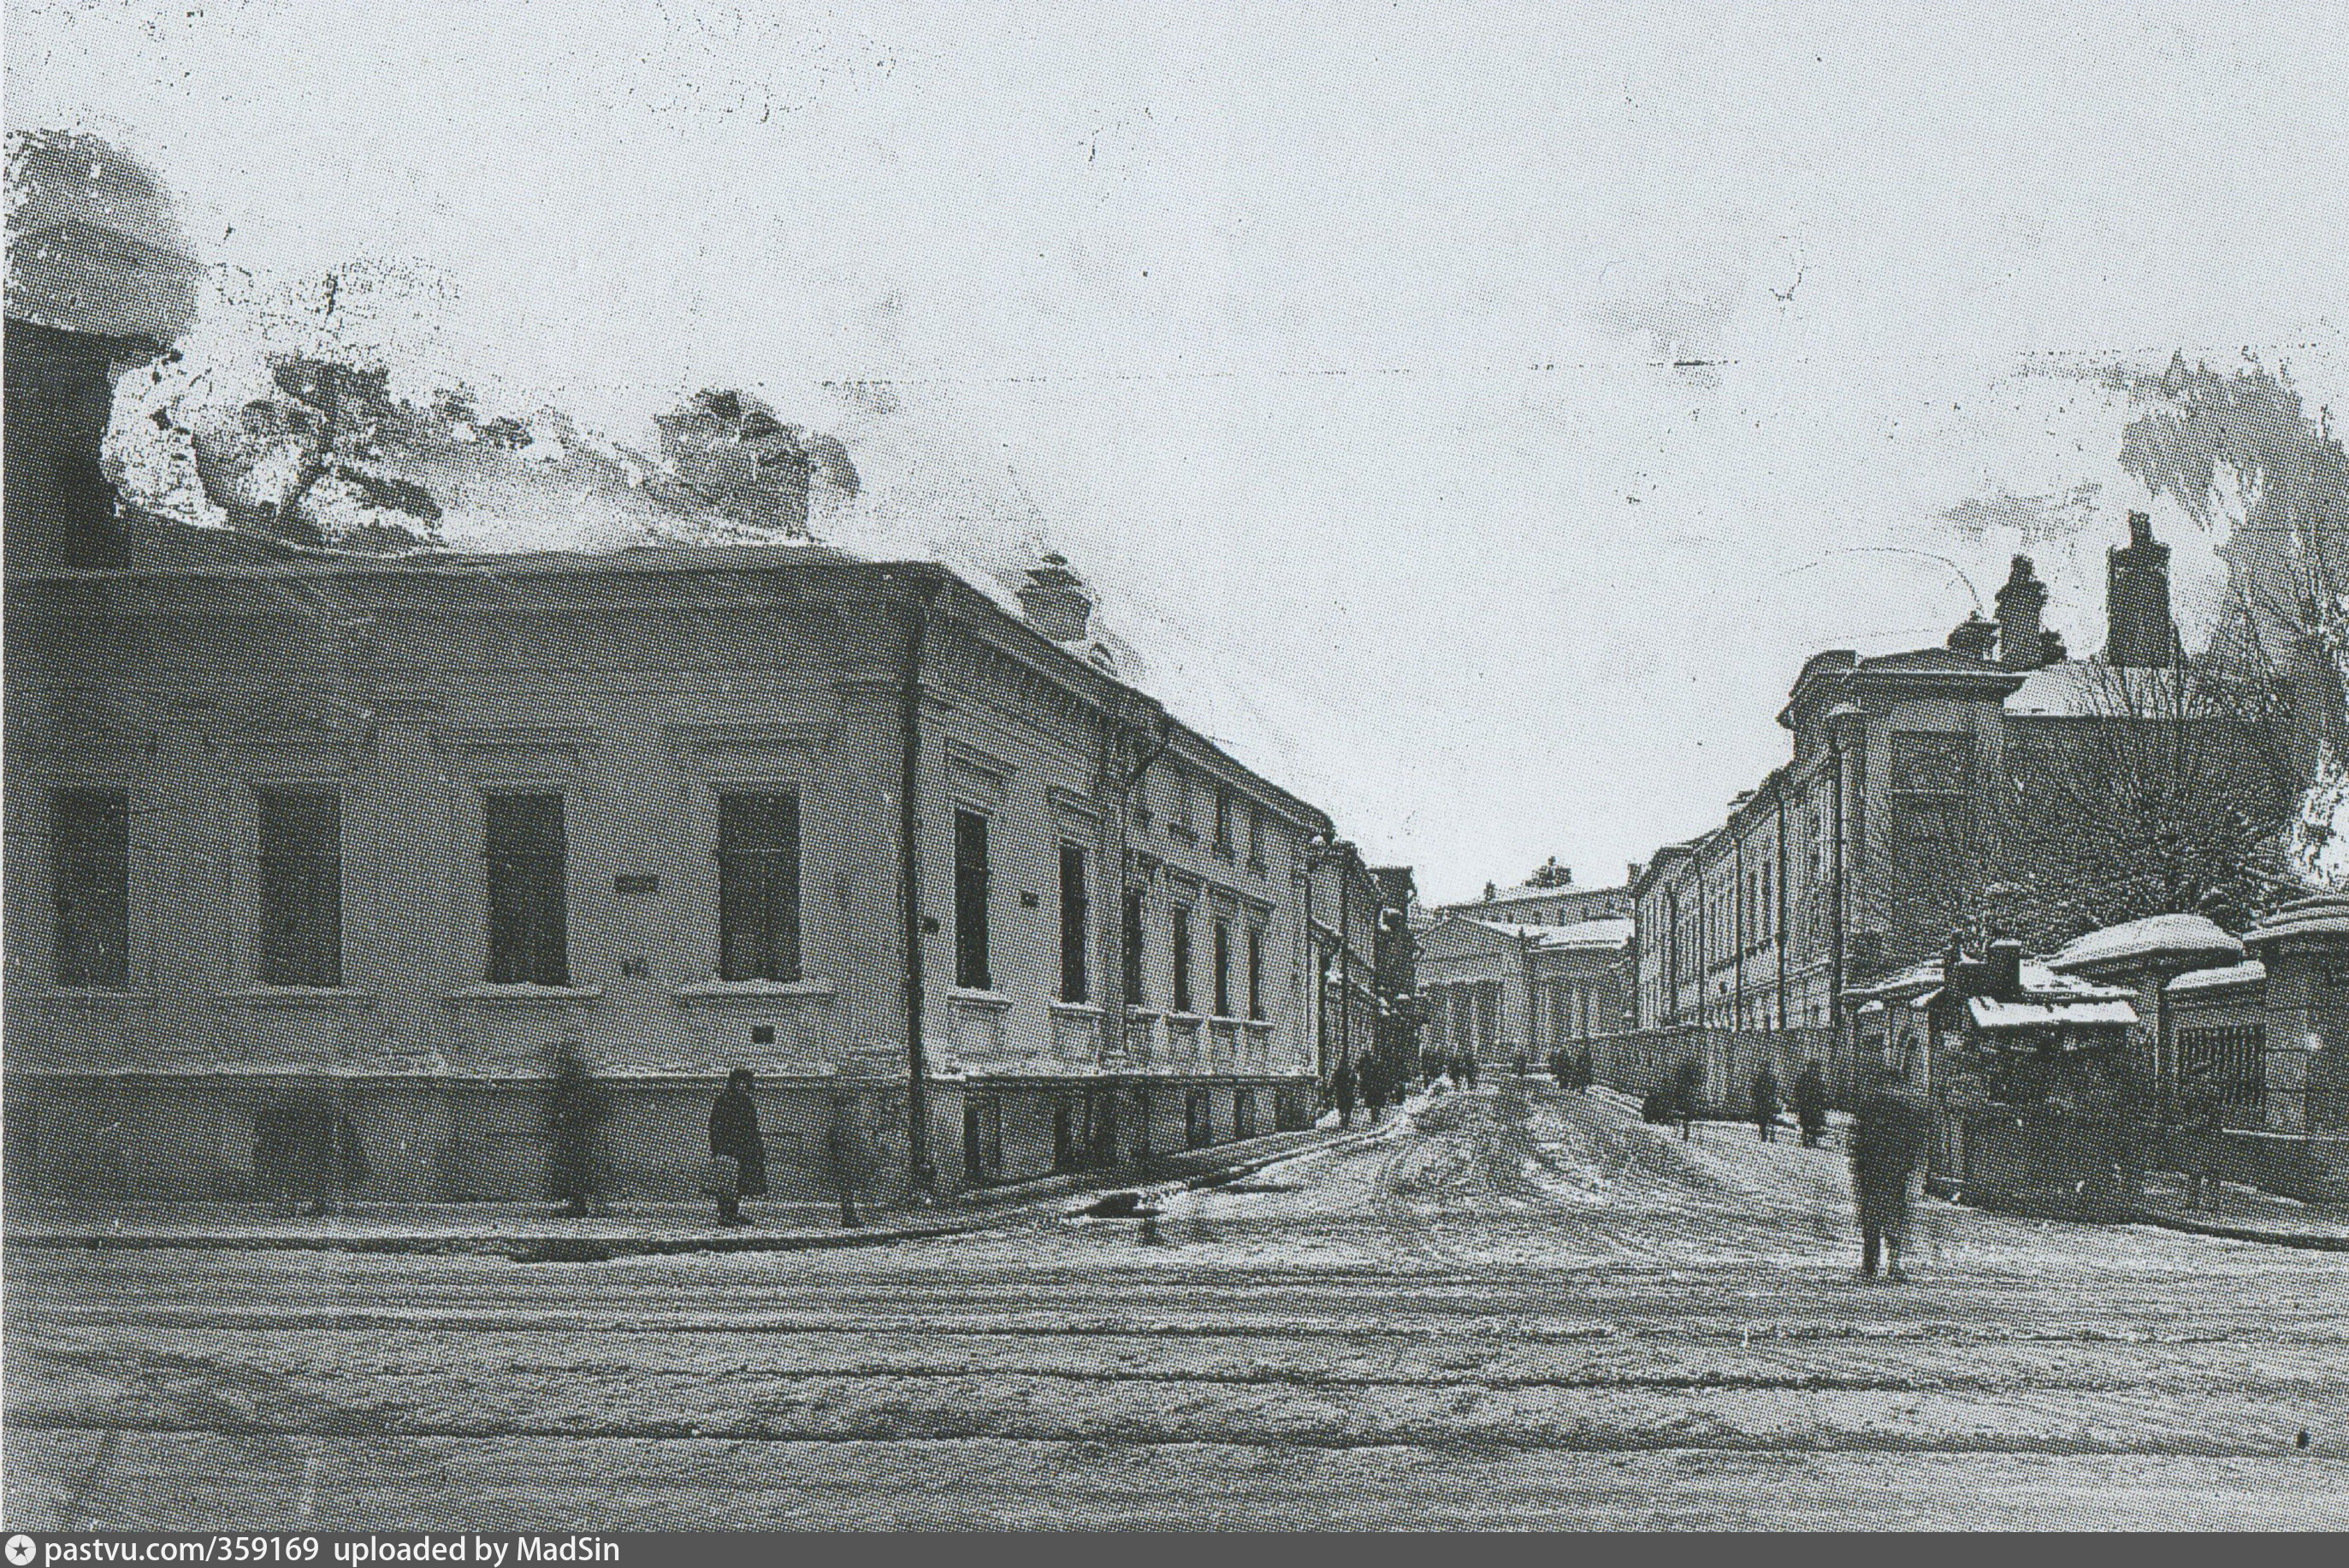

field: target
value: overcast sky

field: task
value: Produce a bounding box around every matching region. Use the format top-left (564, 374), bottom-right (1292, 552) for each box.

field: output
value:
top-left (10, 1), bottom-right (2347, 902)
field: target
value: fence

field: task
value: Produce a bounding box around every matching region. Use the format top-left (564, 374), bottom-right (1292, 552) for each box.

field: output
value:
top-left (1580, 1027), bottom-right (1858, 1114)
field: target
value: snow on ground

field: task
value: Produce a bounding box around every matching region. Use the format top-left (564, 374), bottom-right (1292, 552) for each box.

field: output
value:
top-left (9, 1078), bottom-right (2348, 1530)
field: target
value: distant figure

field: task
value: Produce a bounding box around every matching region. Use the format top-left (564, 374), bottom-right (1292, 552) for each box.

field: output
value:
top-left (1849, 1075), bottom-right (1931, 1281)
top-left (256, 1098), bottom-right (364, 1217)
top-left (1672, 1060), bottom-right (1704, 1141)
top-left (1331, 1057), bottom-right (1359, 1127)
top-left (548, 1044), bottom-right (611, 1218)
top-left (1751, 1064), bottom-right (1781, 1143)
top-left (1362, 1056), bottom-right (1389, 1124)
top-left (709, 1068), bottom-right (768, 1226)
top-left (825, 1093), bottom-right (871, 1228)
top-left (1793, 1062), bottom-right (1831, 1147)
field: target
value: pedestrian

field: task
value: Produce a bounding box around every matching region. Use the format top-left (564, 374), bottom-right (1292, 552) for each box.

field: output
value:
top-left (825, 1092), bottom-right (870, 1228)
top-left (708, 1068), bottom-right (768, 1226)
top-left (1362, 1054), bottom-right (1388, 1124)
top-left (1793, 1062), bottom-right (1830, 1147)
top-left (548, 1044), bottom-right (611, 1218)
top-left (1672, 1059), bottom-right (1704, 1142)
top-left (1849, 1070), bottom-right (1930, 1281)
top-left (1751, 1063), bottom-right (1781, 1144)
top-left (1331, 1056), bottom-right (1358, 1128)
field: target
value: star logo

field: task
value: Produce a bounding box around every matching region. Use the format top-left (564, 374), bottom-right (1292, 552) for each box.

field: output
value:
top-left (6, 1534), bottom-right (38, 1565)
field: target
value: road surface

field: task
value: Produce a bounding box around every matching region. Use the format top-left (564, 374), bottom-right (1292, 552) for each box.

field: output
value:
top-left (9, 1078), bottom-right (2347, 1529)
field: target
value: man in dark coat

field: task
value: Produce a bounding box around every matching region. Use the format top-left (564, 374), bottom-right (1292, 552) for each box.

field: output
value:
top-left (709, 1068), bottom-right (768, 1225)
top-left (1792, 1062), bottom-right (1831, 1147)
top-left (548, 1044), bottom-right (611, 1218)
top-left (1330, 1056), bottom-right (1358, 1128)
top-left (1752, 1063), bottom-right (1781, 1143)
top-left (1849, 1074), bottom-right (1931, 1281)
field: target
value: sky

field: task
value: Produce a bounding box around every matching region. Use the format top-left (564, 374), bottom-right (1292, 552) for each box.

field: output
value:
top-left (9, 0), bottom-right (2347, 902)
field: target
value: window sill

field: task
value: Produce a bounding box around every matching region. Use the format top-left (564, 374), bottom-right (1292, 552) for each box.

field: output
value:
top-left (676, 979), bottom-right (837, 1003)
top-left (1241, 1018), bottom-right (1275, 1033)
top-left (1167, 823), bottom-right (1198, 844)
top-left (1164, 1011), bottom-right (1205, 1028)
top-left (1124, 1006), bottom-right (1164, 1021)
top-left (1212, 843), bottom-right (1238, 861)
top-left (222, 986), bottom-right (376, 1009)
top-left (1246, 859), bottom-right (1269, 876)
top-left (1050, 1000), bottom-right (1103, 1018)
top-left (445, 984), bottom-right (605, 1006)
top-left (22, 988), bottom-right (160, 1008)
top-left (948, 987), bottom-right (1014, 1011)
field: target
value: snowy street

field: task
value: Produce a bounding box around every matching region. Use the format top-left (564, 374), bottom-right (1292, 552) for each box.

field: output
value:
top-left (9, 1077), bottom-right (2348, 1530)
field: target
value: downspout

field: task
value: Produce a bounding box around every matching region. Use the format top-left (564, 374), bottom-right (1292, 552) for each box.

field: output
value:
top-left (898, 572), bottom-right (944, 1196)
top-left (1733, 831), bottom-right (1747, 1030)
top-left (1776, 790), bottom-right (1790, 1033)
top-left (1828, 746), bottom-right (1845, 1032)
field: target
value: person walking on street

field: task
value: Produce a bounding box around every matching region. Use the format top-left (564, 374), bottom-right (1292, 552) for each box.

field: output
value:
top-left (709, 1068), bottom-right (768, 1226)
top-left (1793, 1062), bottom-right (1830, 1147)
top-left (1751, 1063), bottom-right (1781, 1144)
top-left (548, 1044), bottom-right (611, 1218)
top-left (1331, 1056), bottom-right (1358, 1128)
top-left (1849, 1071), bottom-right (1930, 1281)
top-left (826, 1092), bottom-right (870, 1228)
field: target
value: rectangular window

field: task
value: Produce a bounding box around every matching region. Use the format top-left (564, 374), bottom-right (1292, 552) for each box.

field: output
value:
top-left (718, 791), bottom-right (801, 983)
top-left (1186, 1087), bottom-right (1212, 1149)
top-left (1171, 906), bottom-right (1193, 1013)
top-left (955, 808), bottom-right (991, 990)
top-left (486, 793), bottom-right (568, 985)
top-left (1214, 788), bottom-right (1234, 853)
top-left (1213, 918), bottom-right (1233, 1016)
top-left (1234, 1086), bottom-right (1257, 1139)
top-left (1123, 887), bottom-right (1145, 1004)
top-left (1247, 926), bottom-right (1266, 1021)
top-left (52, 787), bottom-right (128, 988)
top-left (963, 1095), bottom-right (1003, 1181)
top-left (1059, 842), bottom-right (1090, 1003)
top-left (257, 790), bottom-right (341, 987)
top-left (1248, 804), bottom-right (1264, 866)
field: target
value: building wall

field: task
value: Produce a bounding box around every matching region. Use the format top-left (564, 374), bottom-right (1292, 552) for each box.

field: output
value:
top-left (3, 557), bottom-right (1328, 1201)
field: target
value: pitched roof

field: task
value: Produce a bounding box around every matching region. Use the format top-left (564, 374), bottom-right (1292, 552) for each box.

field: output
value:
top-left (2243, 892), bottom-right (2349, 950)
top-left (2166, 959), bottom-right (2267, 997)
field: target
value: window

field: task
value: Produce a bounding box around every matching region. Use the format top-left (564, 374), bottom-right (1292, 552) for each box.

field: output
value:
top-left (954, 808), bottom-right (991, 990)
top-left (1213, 918), bottom-right (1233, 1016)
top-left (1171, 906), bottom-right (1193, 1013)
top-left (718, 792), bottom-right (801, 982)
top-left (2180, 1026), bottom-right (2266, 1108)
top-left (1214, 788), bottom-right (1234, 854)
top-left (1186, 1087), bottom-right (1212, 1149)
top-left (257, 791), bottom-right (340, 987)
top-left (486, 793), bottom-right (568, 985)
top-left (1122, 887), bottom-right (1145, 1004)
top-left (1171, 770), bottom-right (1194, 835)
top-left (1247, 926), bottom-right (1266, 1021)
top-left (1059, 842), bottom-right (1089, 1003)
top-left (1234, 1086), bottom-right (1257, 1139)
top-left (51, 788), bottom-right (128, 988)
top-left (1248, 804), bottom-right (1264, 866)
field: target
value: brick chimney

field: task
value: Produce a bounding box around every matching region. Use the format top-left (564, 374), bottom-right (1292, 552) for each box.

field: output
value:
top-left (1947, 613), bottom-right (1998, 662)
top-left (1016, 551), bottom-right (1095, 642)
top-left (2106, 512), bottom-right (2175, 668)
top-left (1995, 554), bottom-right (2049, 672)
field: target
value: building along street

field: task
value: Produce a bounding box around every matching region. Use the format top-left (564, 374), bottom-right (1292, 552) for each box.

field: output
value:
top-left (8, 1077), bottom-right (2347, 1530)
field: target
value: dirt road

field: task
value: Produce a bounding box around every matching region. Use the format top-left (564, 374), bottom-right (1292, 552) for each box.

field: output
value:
top-left (9, 1079), bottom-right (2346, 1529)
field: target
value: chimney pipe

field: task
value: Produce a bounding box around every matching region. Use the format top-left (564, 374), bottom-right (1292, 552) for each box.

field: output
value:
top-left (1995, 555), bottom-right (2049, 672)
top-left (1947, 614), bottom-right (1998, 662)
top-left (2106, 512), bottom-right (2175, 668)
top-left (1016, 550), bottom-right (1096, 642)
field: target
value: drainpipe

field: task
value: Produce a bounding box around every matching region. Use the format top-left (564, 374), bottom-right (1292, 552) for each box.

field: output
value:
top-left (1775, 788), bottom-right (1790, 1033)
top-left (898, 571), bottom-right (944, 1197)
top-left (1825, 704), bottom-right (1862, 1033)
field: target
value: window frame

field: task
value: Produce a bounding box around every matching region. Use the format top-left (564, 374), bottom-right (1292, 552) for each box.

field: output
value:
top-left (1058, 840), bottom-right (1090, 1003)
top-left (717, 790), bottom-right (803, 984)
top-left (256, 788), bottom-right (343, 988)
top-left (954, 806), bottom-right (992, 991)
top-left (50, 786), bottom-right (130, 990)
top-left (1169, 903), bottom-right (1194, 1014)
top-left (484, 791), bottom-right (571, 986)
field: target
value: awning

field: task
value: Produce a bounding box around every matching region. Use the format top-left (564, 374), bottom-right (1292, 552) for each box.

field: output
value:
top-left (1968, 997), bottom-right (2138, 1031)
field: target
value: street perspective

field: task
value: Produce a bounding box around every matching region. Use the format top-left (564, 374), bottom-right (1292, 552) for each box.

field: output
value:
top-left (8, 0), bottom-right (2349, 1540)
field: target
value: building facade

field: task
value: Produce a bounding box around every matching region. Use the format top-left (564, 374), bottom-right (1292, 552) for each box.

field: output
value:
top-left (1636, 523), bottom-right (2254, 1037)
top-left (4, 321), bottom-right (1361, 1203)
top-left (1415, 913), bottom-right (1634, 1068)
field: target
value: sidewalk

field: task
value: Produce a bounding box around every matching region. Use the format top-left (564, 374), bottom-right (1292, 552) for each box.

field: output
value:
top-left (2127, 1175), bottom-right (2349, 1251)
top-left (3, 1120), bottom-right (1398, 1259)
